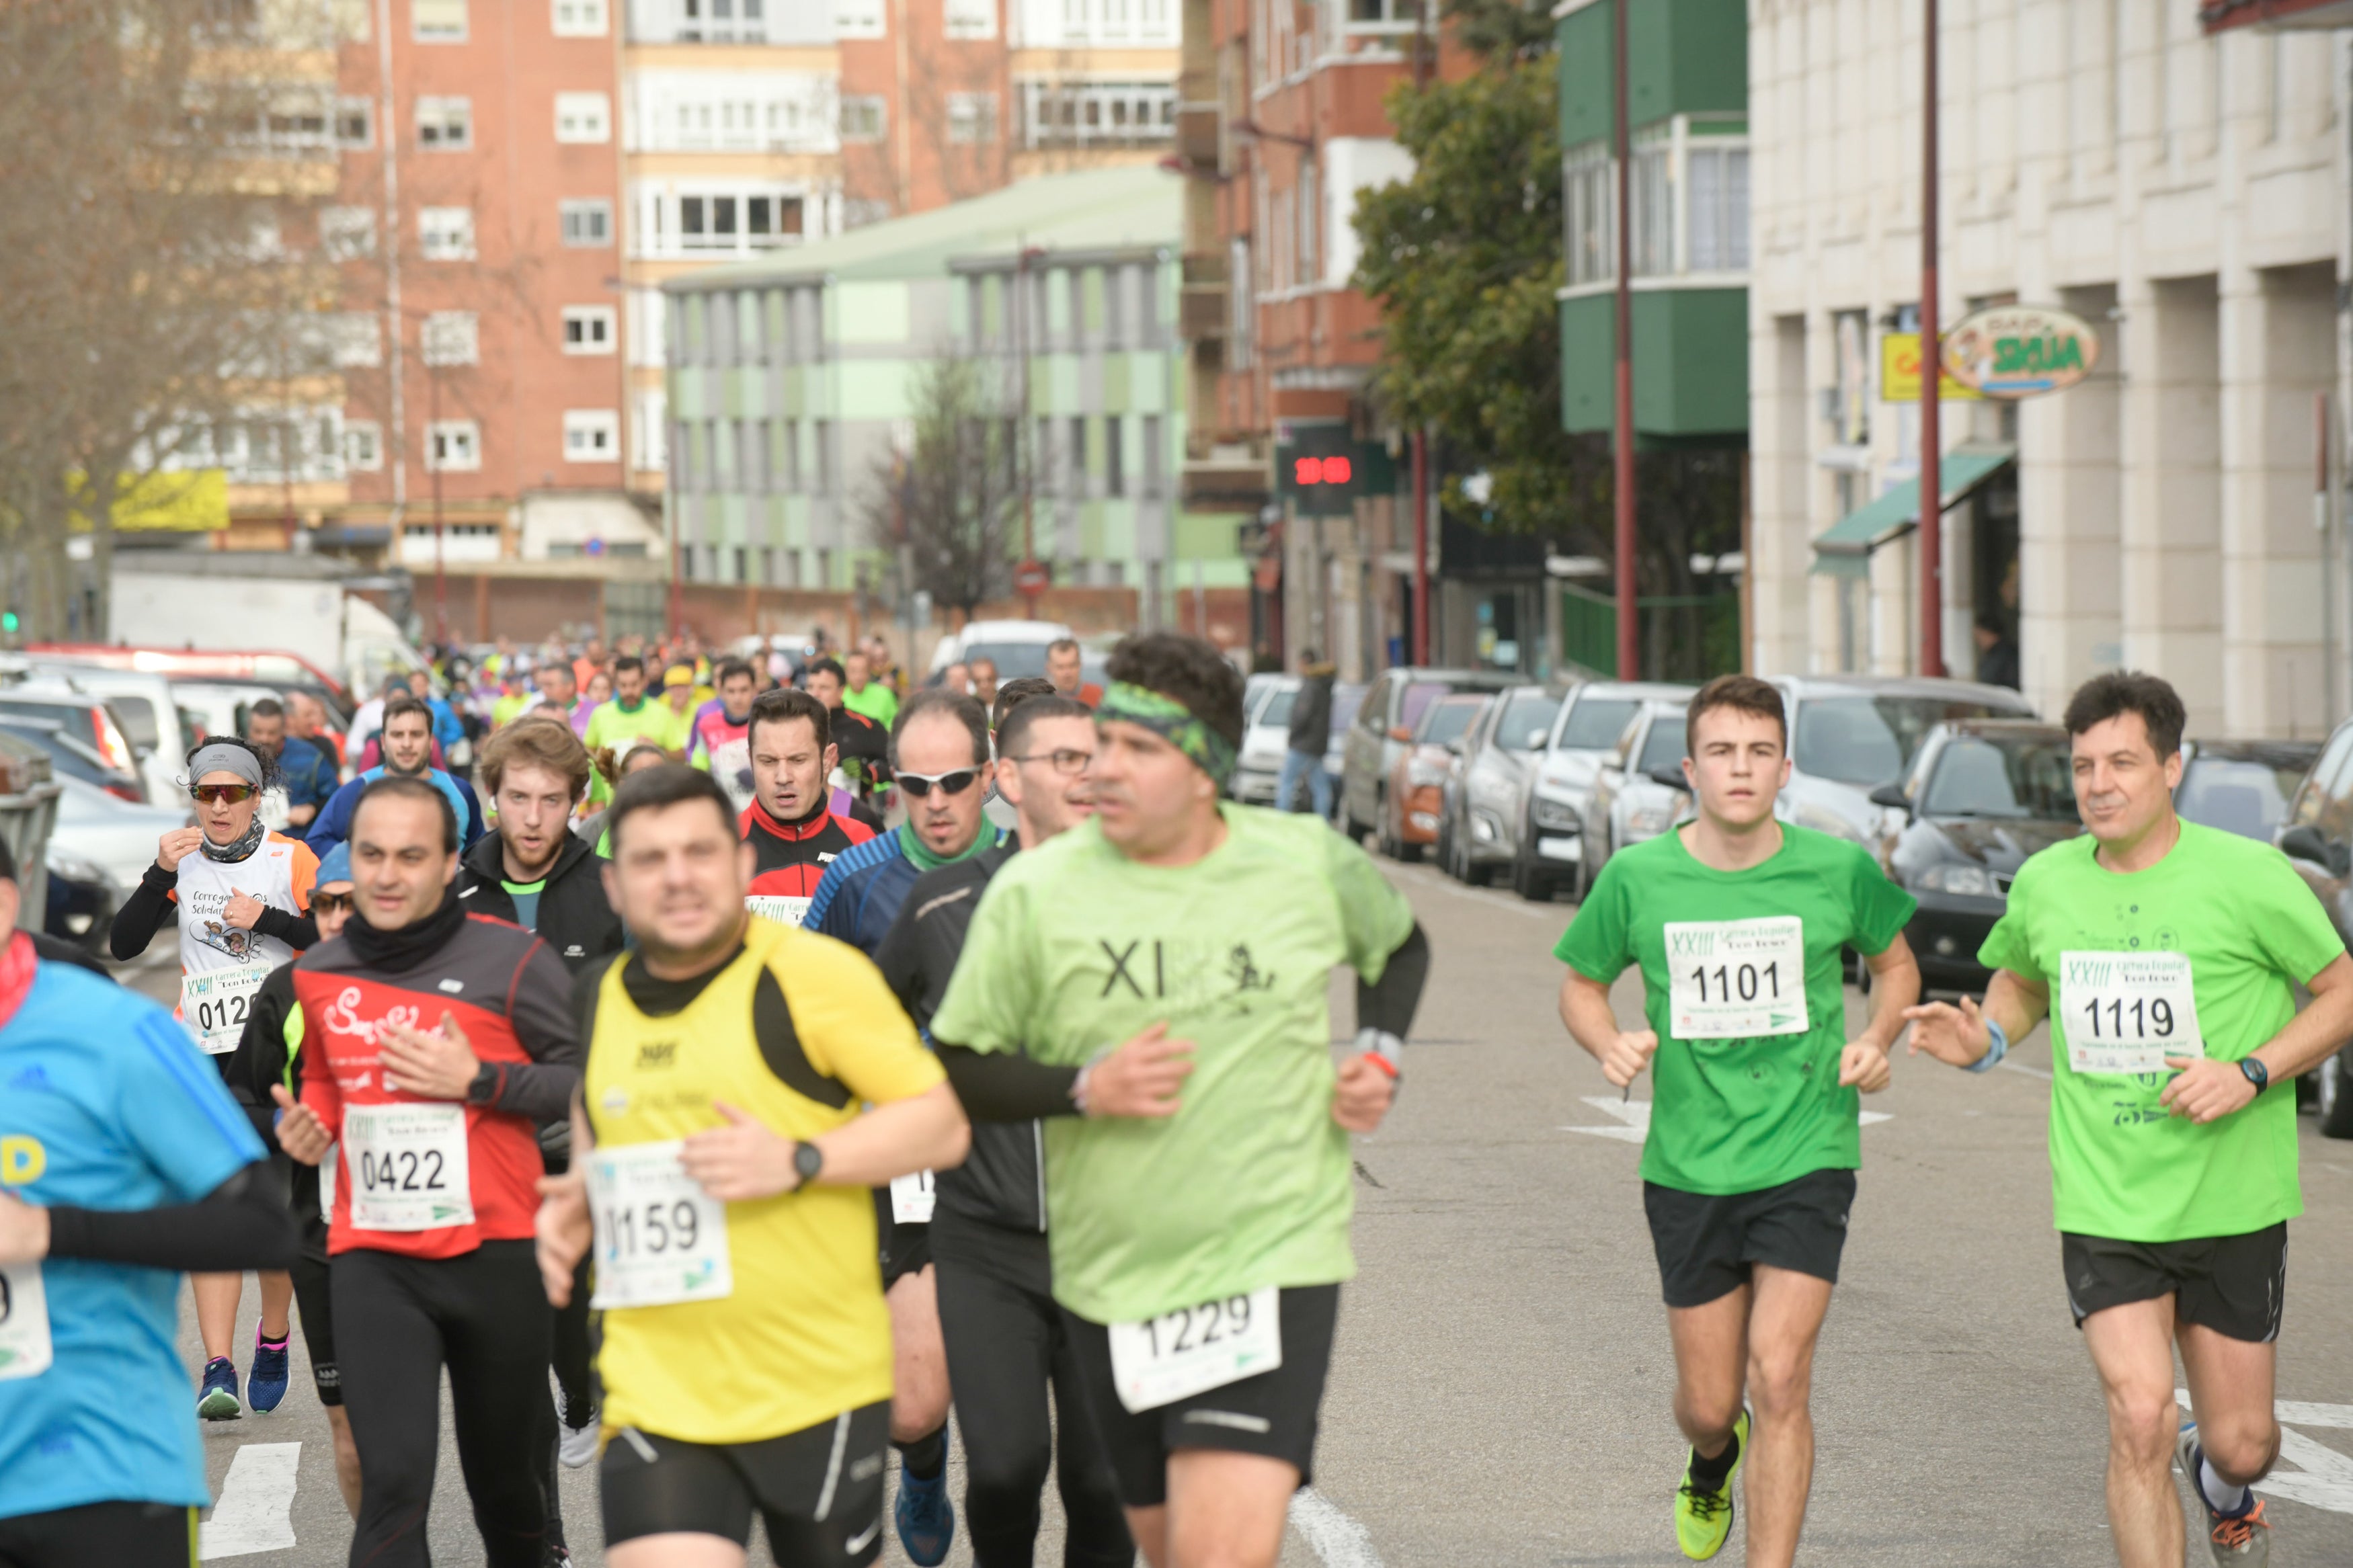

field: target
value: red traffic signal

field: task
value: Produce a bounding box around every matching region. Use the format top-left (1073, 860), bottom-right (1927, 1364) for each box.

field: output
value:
top-left (1292, 455), bottom-right (1353, 487)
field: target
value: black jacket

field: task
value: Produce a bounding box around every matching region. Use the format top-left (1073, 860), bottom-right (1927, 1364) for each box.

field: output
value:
top-left (454, 828), bottom-right (626, 972)
top-left (873, 844), bottom-right (1045, 1233)
top-left (1287, 669), bottom-right (1334, 754)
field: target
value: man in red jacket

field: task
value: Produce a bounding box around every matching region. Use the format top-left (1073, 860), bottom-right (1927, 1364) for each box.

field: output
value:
top-left (272, 774), bottom-right (580, 1568)
top-left (740, 687), bottom-right (879, 927)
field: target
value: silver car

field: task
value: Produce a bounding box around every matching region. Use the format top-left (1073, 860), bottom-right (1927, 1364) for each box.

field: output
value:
top-left (1579, 701), bottom-right (1693, 892)
top-left (1339, 667), bottom-right (1515, 843)
top-left (1232, 675), bottom-right (1302, 806)
top-left (1437, 685), bottom-right (1562, 885)
top-left (1510, 681), bottom-right (1693, 901)
top-left (1767, 675), bottom-right (2036, 850)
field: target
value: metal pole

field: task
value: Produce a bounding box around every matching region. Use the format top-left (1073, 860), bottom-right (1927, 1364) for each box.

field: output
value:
top-left (1018, 246), bottom-right (1041, 620)
top-left (1411, 427), bottom-right (1429, 664)
top-left (1611, 0), bottom-right (1638, 681)
top-left (430, 368), bottom-right (447, 647)
top-left (1918, 0), bottom-right (1945, 677)
top-left (2319, 391), bottom-right (2336, 721)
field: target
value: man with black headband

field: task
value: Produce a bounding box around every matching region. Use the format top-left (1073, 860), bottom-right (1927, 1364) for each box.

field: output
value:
top-left (928, 630), bottom-right (1431, 1568)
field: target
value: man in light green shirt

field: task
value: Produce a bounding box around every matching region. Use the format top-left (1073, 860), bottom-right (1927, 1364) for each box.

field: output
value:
top-left (843, 650), bottom-right (900, 732)
top-left (929, 632), bottom-right (1428, 1568)
top-left (1910, 672), bottom-right (2353, 1568)
top-left (582, 655), bottom-right (682, 757)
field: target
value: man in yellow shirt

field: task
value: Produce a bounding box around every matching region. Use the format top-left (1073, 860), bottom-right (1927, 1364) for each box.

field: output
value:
top-left (535, 765), bottom-right (969, 1568)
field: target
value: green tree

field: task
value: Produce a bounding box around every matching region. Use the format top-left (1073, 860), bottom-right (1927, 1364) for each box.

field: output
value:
top-left (860, 353), bottom-right (1025, 622)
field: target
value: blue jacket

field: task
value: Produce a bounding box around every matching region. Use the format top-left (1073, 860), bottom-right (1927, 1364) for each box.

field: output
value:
top-left (305, 766), bottom-right (484, 858)
top-left (806, 826), bottom-right (1005, 959)
top-left (426, 697), bottom-right (465, 752)
top-left (275, 735), bottom-right (340, 816)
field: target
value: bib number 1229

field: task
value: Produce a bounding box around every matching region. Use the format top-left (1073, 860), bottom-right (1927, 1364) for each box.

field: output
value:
top-left (1107, 1285), bottom-right (1281, 1412)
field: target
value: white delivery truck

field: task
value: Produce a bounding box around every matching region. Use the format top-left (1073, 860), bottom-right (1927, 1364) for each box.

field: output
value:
top-left (106, 553), bottom-right (425, 697)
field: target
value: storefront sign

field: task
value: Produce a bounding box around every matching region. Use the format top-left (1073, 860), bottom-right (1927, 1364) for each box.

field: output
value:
top-left (1879, 334), bottom-right (1980, 403)
top-left (1940, 305), bottom-right (2101, 399)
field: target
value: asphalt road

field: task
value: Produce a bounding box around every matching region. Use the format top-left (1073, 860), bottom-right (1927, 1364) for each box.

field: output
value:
top-left (124, 853), bottom-right (2353, 1566)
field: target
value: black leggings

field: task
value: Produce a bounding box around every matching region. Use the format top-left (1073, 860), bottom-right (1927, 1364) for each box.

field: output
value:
top-left (930, 1212), bottom-right (1133, 1568)
top-left (0, 1501), bottom-right (194, 1568)
top-left (331, 1241), bottom-right (553, 1568)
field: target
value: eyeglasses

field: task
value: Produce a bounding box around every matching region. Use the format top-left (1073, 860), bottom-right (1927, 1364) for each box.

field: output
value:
top-left (1006, 749), bottom-right (1093, 776)
top-left (310, 891), bottom-right (355, 915)
top-left (190, 784), bottom-right (257, 805)
top-left (895, 768), bottom-right (980, 798)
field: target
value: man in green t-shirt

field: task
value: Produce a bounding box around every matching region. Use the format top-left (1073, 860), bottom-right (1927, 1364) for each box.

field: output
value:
top-left (928, 631), bottom-right (1429, 1568)
top-left (1908, 672), bottom-right (2353, 1568)
top-left (582, 655), bottom-right (684, 757)
top-left (1556, 674), bottom-right (1920, 1567)
top-left (844, 650), bottom-right (900, 731)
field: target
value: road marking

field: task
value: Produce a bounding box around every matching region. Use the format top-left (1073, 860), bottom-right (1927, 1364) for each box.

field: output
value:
top-left (2176, 1392), bottom-right (2353, 1514)
top-left (1289, 1486), bottom-right (1384, 1567)
top-left (1564, 1096), bottom-right (1890, 1145)
top-left (200, 1441), bottom-right (301, 1559)
top-left (1997, 1058), bottom-right (2054, 1081)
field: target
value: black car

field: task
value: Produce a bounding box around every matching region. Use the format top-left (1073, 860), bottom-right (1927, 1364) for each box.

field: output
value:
top-left (1870, 720), bottom-right (2081, 992)
top-left (2174, 737), bottom-right (2320, 842)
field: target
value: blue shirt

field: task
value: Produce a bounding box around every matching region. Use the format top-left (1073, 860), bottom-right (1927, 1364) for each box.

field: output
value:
top-left (276, 735), bottom-right (340, 815)
top-left (0, 963), bottom-right (264, 1518)
top-left (806, 827), bottom-right (1006, 958)
top-left (305, 767), bottom-right (485, 858)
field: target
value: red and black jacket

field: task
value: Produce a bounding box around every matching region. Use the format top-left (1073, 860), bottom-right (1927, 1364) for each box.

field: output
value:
top-left (742, 796), bottom-right (879, 898)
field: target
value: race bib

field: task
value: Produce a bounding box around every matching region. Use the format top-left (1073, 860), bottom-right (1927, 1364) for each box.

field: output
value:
top-left (890, 1169), bottom-right (936, 1225)
top-left (746, 895), bottom-right (811, 928)
top-left (1665, 917), bottom-right (1809, 1039)
top-left (319, 1139), bottom-right (337, 1216)
top-left (258, 788), bottom-right (292, 833)
top-left (1108, 1286), bottom-right (1281, 1413)
top-left (342, 1104), bottom-right (474, 1232)
top-left (2059, 950), bottom-right (2205, 1076)
top-left (709, 739), bottom-right (754, 813)
top-left (586, 1140), bottom-right (732, 1311)
top-left (0, 1265), bottom-right (52, 1382)
top-left (182, 964), bottom-right (273, 1056)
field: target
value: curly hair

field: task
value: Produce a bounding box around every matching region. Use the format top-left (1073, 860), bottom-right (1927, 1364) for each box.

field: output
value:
top-left (1103, 632), bottom-right (1244, 756)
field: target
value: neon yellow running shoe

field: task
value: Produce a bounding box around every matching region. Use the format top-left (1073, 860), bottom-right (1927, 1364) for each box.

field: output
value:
top-left (1674, 1407), bottom-right (1749, 1561)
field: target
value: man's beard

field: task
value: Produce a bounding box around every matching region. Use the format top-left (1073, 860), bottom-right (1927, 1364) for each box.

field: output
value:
top-left (385, 753), bottom-right (428, 776)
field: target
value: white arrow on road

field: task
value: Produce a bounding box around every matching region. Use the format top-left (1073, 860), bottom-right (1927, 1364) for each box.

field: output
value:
top-left (2177, 1392), bottom-right (2353, 1514)
top-left (199, 1442), bottom-right (301, 1559)
top-left (1564, 1097), bottom-right (1890, 1144)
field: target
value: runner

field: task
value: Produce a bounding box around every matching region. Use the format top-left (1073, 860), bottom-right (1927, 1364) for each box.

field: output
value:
top-left (536, 660), bottom-right (585, 740)
top-left (801, 657), bottom-right (891, 804)
top-left (928, 631), bottom-right (1429, 1568)
top-left (1554, 675), bottom-right (1919, 1566)
top-left (1906, 672), bottom-right (2353, 1568)
top-left (585, 655), bottom-right (683, 759)
top-left (268, 774), bottom-right (582, 1568)
top-left (688, 656), bottom-right (763, 814)
top-left (980, 677), bottom-right (1055, 833)
top-left (742, 688), bottom-right (882, 932)
top-left (307, 696), bottom-right (485, 856)
top-left (1043, 638), bottom-right (1103, 708)
top-left (108, 735), bottom-right (319, 1423)
top-left (0, 831), bottom-right (301, 1568)
top-left (968, 657), bottom-right (1000, 713)
top-left (249, 697), bottom-right (334, 832)
top-left (843, 651), bottom-right (900, 732)
top-left (662, 664), bottom-right (704, 749)
top-left (807, 689), bottom-right (1006, 1565)
top-left (875, 686), bottom-right (1133, 1568)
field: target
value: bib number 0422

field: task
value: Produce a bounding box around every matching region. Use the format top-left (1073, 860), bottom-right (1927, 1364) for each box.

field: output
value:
top-left (1107, 1285), bottom-right (1281, 1413)
top-left (341, 1104), bottom-right (475, 1233)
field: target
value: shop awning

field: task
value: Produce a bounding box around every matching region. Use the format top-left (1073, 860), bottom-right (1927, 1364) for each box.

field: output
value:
top-left (1808, 444), bottom-right (2016, 579)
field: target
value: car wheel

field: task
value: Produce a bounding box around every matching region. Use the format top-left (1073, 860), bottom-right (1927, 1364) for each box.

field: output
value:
top-left (2320, 1049), bottom-right (2353, 1140)
top-left (1511, 849), bottom-right (1551, 902)
top-left (1435, 817), bottom-right (1456, 878)
top-left (1463, 845), bottom-right (1493, 887)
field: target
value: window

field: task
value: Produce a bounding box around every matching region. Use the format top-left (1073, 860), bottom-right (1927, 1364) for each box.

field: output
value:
top-left (1562, 142), bottom-right (1610, 288)
top-left (421, 311), bottom-right (478, 366)
top-left (947, 92), bottom-right (998, 144)
top-left (782, 417), bottom-right (801, 490)
top-left (678, 0), bottom-right (770, 42)
top-left (426, 419), bottom-right (480, 470)
top-left (327, 313), bottom-right (382, 367)
top-left (555, 91), bottom-right (610, 144)
top-left (1142, 413), bottom-right (1162, 495)
top-left (319, 206), bottom-right (376, 259)
top-left (559, 198), bottom-right (612, 247)
top-left (1563, 120), bottom-right (1749, 288)
top-left (344, 421), bottom-right (384, 471)
top-left (675, 191), bottom-right (803, 251)
top-left (413, 0), bottom-right (467, 40)
top-left (1296, 163), bottom-right (1318, 284)
top-left (1016, 80), bottom-right (1176, 149)
top-left (551, 0), bottom-right (606, 33)
top-left (415, 95), bottom-right (471, 149)
top-left (419, 206), bottom-right (475, 259)
top-left (840, 95), bottom-right (886, 142)
top-left (563, 306), bottom-right (616, 354)
top-left (564, 409), bottom-right (621, 462)
top-left (813, 419), bottom-right (831, 492)
top-left (1686, 140), bottom-right (1749, 272)
top-left (633, 391), bottom-right (668, 470)
top-left (335, 95), bottom-right (373, 149)
top-left (1103, 263), bottom-right (1123, 343)
top-left (834, 0), bottom-right (883, 37)
top-left (1105, 414), bottom-right (1123, 496)
top-left (1068, 415), bottom-right (1088, 490)
top-left (945, 0), bottom-right (994, 38)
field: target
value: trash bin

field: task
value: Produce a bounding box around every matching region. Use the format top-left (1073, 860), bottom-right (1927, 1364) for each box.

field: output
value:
top-left (0, 729), bottom-right (61, 919)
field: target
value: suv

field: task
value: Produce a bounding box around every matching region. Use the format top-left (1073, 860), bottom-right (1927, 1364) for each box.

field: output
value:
top-left (1340, 667), bottom-right (1516, 844)
top-left (1578, 700), bottom-right (1693, 892)
top-left (1509, 681), bottom-right (1693, 902)
top-left (1766, 675), bottom-right (2036, 850)
top-left (1438, 685), bottom-right (1563, 886)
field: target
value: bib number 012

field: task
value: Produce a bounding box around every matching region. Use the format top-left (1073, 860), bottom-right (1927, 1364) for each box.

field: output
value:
top-left (1107, 1285), bottom-right (1281, 1412)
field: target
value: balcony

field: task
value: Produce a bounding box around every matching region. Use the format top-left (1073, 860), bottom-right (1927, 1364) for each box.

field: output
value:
top-left (1174, 104), bottom-right (1219, 171)
top-left (1179, 448), bottom-right (1268, 511)
top-left (1179, 251), bottom-right (1228, 341)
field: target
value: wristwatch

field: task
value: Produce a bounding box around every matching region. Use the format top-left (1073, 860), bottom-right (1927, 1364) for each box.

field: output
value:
top-left (792, 1141), bottom-right (824, 1188)
top-left (2239, 1057), bottom-right (2270, 1094)
top-left (465, 1063), bottom-right (498, 1106)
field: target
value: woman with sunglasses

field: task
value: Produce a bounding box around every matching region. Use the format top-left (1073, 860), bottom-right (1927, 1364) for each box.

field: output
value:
top-left (111, 736), bottom-right (321, 1426)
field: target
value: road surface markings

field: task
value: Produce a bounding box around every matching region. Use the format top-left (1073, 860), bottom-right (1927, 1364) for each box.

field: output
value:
top-left (2176, 1391), bottom-right (2353, 1515)
top-left (1997, 1058), bottom-right (2054, 1081)
top-left (1564, 1097), bottom-right (1890, 1145)
top-left (1289, 1486), bottom-right (1384, 1567)
top-left (200, 1441), bottom-right (301, 1559)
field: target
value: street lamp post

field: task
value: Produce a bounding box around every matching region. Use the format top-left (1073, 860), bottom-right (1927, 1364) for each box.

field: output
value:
top-left (1611, 0), bottom-right (1638, 680)
top-left (428, 364), bottom-right (448, 647)
top-left (1918, 0), bottom-right (1945, 677)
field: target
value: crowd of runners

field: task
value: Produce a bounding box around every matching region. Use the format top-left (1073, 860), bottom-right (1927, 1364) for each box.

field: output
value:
top-left (0, 627), bottom-right (2338, 1568)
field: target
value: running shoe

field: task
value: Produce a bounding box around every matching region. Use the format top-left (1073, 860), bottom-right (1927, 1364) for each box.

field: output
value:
top-left (196, 1357), bottom-right (242, 1421)
top-left (1674, 1407), bottom-right (1749, 1561)
top-left (2179, 1428), bottom-right (2270, 1564)
top-left (894, 1465), bottom-right (956, 1567)
top-left (247, 1331), bottom-right (290, 1414)
top-left (557, 1390), bottom-right (600, 1469)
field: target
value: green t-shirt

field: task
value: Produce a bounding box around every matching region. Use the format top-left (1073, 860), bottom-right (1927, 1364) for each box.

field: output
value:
top-left (842, 682), bottom-right (898, 732)
top-left (1979, 820), bottom-right (2342, 1243)
top-left (584, 697), bottom-right (681, 755)
top-left (928, 805), bottom-right (1415, 1323)
top-left (1554, 823), bottom-right (1917, 1196)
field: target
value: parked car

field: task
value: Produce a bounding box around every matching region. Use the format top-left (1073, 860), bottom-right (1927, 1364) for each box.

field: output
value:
top-left (0, 688), bottom-right (145, 801)
top-left (1509, 681), bottom-right (1693, 902)
top-left (2272, 720), bottom-right (2353, 1134)
top-left (1232, 675), bottom-right (1300, 806)
top-left (1579, 701), bottom-right (1693, 889)
top-left (1766, 675), bottom-right (2037, 850)
top-left (2173, 738), bottom-right (2319, 841)
top-left (925, 619), bottom-right (1078, 682)
top-left (24, 662), bottom-right (190, 806)
top-left (1871, 720), bottom-right (2081, 992)
top-left (1379, 693), bottom-right (1491, 861)
top-left (1437, 685), bottom-right (1562, 885)
top-left (1341, 667), bottom-right (1516, 844)
top-left (0, 717), bottom-right (147, 804)
top-left (1318, 684), bottom-right (1363, 821)
top-left (48, 772), bottom-right (188, 893)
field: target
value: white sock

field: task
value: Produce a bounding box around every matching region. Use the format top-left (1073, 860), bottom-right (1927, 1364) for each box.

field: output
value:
top-left (2200, 1453), bottom-right (2251, 1516)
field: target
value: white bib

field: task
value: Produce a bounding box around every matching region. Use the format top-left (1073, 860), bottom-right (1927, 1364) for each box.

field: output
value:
top-left (2059, 950), bottom-right (2205, 1076)
top-left (182, 964), bottom-right (273, 1056)
top-left (1665, 917), bottom-right (1809, 1039)
top-left (889, 1169), bottom-right (936, 1225)
top-left (0, 1264), bottom-right (52, 1382)
top-left (342, 1104), bottom-right (475, 1232)
top-left (745, 895), bottom-right (811, 929)
top-left (1107, 1286), bottom-right (1281, 1413)
top-left (586, 1141), bottom-right (732, 1310)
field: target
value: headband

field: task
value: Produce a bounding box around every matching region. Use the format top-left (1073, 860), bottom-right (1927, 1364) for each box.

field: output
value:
top-left (186, 743), bottom-right (264, 790)
top-left (1097, 682), bottom-right (1237, 782)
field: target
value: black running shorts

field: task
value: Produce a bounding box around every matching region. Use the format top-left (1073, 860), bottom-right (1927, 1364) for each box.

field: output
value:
top-left (599, 1403), bottom-right (891, 1561)
top-left (2061, 1224), bottom-right (2288, 1343)
top-left (873, 1188), bottom-right (932, 1290)
top-left (1061, 1283), bottom-right (1339, 1508)
top-left (1643, 1167), bottom-right (1858, 1309)
top-left (0, 1500), bottom-right (196, 1568)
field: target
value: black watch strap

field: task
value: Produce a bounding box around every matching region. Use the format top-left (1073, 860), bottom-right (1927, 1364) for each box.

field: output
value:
top-left (467, 1063), bottom-right (499, 1106)
top-left (793, 1141), bottom-right (824, 1186)
top-left (2239, 1057), bottom-right (2269, 1093)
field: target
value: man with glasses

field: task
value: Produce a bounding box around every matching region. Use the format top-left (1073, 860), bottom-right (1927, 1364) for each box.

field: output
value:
top-left (875, 687), bottom-right (1133, 1568)
top-left (806, 689), bottom-right (1005, 1567)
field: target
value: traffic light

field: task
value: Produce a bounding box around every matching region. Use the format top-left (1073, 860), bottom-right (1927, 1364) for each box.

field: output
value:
top-left (1, 612), bottom-right (17, 634)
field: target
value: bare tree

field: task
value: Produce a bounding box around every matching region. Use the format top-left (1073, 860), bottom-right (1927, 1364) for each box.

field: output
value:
top-left (861, 354), bottom-right (1026, 622)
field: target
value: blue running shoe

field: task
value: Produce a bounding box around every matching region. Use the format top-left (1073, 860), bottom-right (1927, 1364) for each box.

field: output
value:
top-left (197, 1357), bottom-right (242, 1421)
top-left (894, 1464), bottom-right (955, 1567)
top-left (247, 1330), bottom-right (290, 1414)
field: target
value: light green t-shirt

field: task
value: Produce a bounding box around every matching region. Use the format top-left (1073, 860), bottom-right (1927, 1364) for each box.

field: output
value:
top-left (583, 697), bottom-right (682, 755)
top-left (1979, 819), bottom-right (2342, 1243)
top-left (1554, 823), bottom-right (1917, 1196)
top-left (928, 805), bottom-right (1415, 1323)
top-left (842, 682), bottom-right (898, 732)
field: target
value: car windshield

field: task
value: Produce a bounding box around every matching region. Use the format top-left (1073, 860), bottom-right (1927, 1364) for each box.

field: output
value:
top-left (1398, 682), bottom-right (1453, 733)
top-left (1795, 696), bottom-right (2024, 785)
top-left (1921, 735), bottom-right (2075, 819)
top-left (1258, 689), bottom-right (1298, 729)
top-left (0, 723), bottom-right (107, 788)
top-left (1559, 697), bottom-right (1639, 751)
top-left (2178, 757), bottom-right (2305, 841)
top-left (1496, 692), bottom-right (1562, 751)
top-left (1637, 716), bottom-right (1689, 774)
top-left (1328, 686), bottom-right (1366, 745)
top-left (959, 643), bottom-right (1051, 679)
top-left (1419, 700), bottom-right (1484, 747)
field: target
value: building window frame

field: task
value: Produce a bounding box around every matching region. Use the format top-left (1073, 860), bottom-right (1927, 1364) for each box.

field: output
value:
top-left (344, 421), bottom-right (385, 471)
top-left (415, 94), bottom-right (471, 150)
top-left (562, 306), bottom-right (617, 354)
top-left (412, 0), bottom-right (468, 42)
top-left (1561, 114), bottom-right (1749, 294)
top-left (418, 206), bottom-right (476, 260)
top-left (551, 0), bottom-right (608, 34)
top-left (425, 419), bottom-right (481, 471)
top-left (559, 198), bottom-right (613, 247)
top-left (554, 91), bottom-right (612, 144)
top-left (563, 409), bottom-right (622, 464)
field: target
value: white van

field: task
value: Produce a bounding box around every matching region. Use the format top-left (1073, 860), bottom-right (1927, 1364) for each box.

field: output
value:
top-left (924, 619), bottom-right (1078, 685)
